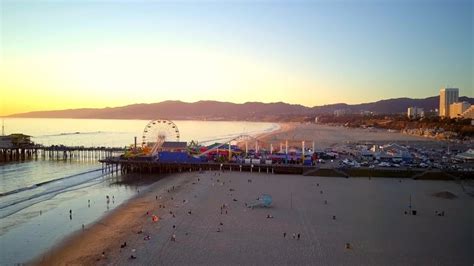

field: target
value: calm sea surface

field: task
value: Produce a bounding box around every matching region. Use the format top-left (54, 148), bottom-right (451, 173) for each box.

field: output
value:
top-left (0, 118), bottom-right (278, 265)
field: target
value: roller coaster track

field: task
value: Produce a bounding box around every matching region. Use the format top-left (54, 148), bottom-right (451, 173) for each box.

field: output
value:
top-left (194, 134), bottom-right (265, 157)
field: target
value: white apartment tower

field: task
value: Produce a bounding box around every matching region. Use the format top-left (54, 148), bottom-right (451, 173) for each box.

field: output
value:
top-left (439, 87), bottom-right (459, 117)
top-left (407, 107), bottom-right (424, 119)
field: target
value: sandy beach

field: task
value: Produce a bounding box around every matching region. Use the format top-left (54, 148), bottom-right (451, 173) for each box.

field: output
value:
top-left (259, 123), bottom-right (434, 149)
top-left (36, 170), bottom-right (473, 265)
top-left (34, 124), bottom-right (473, 265)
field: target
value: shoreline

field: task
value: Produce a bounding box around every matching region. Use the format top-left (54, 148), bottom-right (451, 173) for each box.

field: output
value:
top-left (33, 173), bottom-right (195, 265)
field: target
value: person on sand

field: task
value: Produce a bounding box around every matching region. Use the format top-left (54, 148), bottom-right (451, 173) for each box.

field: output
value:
top-left (121, 242), bottom-right (127, 248)
top-left (130, 255), bottom-right (137, 259)
top-left (283, 232), bottom-right (286, 238)
top-left (171, 234), bottom-right (176, 241)
top-left (292, 233), bottom-right (296, 239)
top-left (297, 233), bottom-right (300, 240)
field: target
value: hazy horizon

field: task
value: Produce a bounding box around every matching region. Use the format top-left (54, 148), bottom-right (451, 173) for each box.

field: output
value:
top-left (1, 0), bottom-right (472, 116)
top-left (4, 93), bottom-right (474, 117)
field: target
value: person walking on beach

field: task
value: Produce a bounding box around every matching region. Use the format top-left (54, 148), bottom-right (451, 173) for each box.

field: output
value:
top-left (283, 232), bottom-right (286, 238)
top-left (171, 234), bottom-right (176, 242)
top-left (292, 233), bottom-right (296, 239)
top-left (297, 233), bottom-right (300, 240)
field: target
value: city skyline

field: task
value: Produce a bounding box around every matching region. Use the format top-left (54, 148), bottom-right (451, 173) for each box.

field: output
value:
top-left (1, 0), bottom-right (473, 116)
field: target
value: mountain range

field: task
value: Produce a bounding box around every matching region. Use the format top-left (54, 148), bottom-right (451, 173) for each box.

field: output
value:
top-left (7, 96), bottom-right (474, 121)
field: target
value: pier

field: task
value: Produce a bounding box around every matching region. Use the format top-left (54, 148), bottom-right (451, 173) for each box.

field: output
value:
top-left (0, 146), bottom-right (124, 163)
top-left (100, 158), bottom-right (305, 175)
top-left (99, 157), bottom-right (473, 180)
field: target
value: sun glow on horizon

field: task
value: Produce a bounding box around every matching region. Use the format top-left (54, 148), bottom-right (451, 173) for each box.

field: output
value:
top-left (1, 1), bottom-right (472, 116)
top-left (1, 44), bottom-right (325, 116)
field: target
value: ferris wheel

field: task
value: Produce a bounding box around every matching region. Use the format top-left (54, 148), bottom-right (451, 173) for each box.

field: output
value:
top-left (141, 119), bottom-right (180, 151)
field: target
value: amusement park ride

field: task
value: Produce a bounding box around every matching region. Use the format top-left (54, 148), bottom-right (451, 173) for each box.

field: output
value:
top-left (126, 119), bottom-right (267, 160)
top-left (141, 119), bottom-right (180, 154)
top-left (125, 119), bottom-right (313, 165)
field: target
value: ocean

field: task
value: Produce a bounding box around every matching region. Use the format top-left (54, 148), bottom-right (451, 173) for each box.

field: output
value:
top-left (0, 118), bottom-right (279, 265)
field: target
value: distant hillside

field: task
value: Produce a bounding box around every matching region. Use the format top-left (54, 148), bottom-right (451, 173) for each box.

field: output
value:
top-left (311, 96), bottom-right (474, 114)
top-left (8, 96), bottom-right (474, 120)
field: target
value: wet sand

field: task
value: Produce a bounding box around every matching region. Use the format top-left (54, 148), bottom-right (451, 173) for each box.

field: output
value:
top-left (36, 170), bottom-right (473, 265)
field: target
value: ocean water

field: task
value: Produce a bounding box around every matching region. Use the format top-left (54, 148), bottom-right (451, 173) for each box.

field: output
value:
top-left (0, 118), bottom-right (279, 265)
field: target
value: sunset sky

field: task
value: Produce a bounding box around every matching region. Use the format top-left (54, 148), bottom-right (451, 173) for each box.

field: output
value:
top-left (1, 0), bottom-right (472, 116)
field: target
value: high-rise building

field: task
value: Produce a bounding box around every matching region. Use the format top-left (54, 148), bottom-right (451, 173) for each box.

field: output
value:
top-left (407, 107), bottom-right (424, 119)
top-left (439, 88), bottom-right (459, 117)
top-left (449, 101), bottom-right (471, 118)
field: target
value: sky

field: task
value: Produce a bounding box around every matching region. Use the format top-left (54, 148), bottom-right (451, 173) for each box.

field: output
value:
top-left (0, 0), bottom-right (472, 116)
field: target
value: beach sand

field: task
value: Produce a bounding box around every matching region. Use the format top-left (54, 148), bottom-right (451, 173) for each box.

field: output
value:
top-left (259, 123), bottom-right (437, 149)
top-left (36, 170), bottom-right (473, 265)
